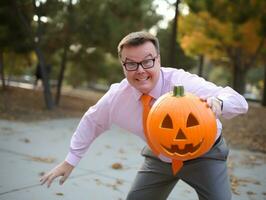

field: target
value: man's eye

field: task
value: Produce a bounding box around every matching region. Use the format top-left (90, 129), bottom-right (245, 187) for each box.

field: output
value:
top-left (142, 59), bottom-right (153, 66)
top-left (126, 62), bottom-right (137, 67)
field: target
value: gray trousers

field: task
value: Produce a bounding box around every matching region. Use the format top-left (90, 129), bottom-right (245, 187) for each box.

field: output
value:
top-left (126, 137), bottom-right (231, 200)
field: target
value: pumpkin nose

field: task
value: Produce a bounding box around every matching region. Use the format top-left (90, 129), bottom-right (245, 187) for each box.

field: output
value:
top-left (176, 129), bottom-right (187, 139)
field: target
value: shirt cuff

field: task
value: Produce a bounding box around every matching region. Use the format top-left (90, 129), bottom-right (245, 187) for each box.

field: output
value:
top-left (65, 152), bottom-right (81, 167)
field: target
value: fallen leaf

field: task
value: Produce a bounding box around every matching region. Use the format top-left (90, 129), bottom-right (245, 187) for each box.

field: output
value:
top-left (116, 179), bottom-right (123, 185)
top-left (111, 162), bottom-right (123, 170)
top-left (20, 138), bottom-right (31, 143)
top-left (118, 148), bottom-right (125, 154)
top-left (28, 156), bottom-right (55, 163)
top-left (247, 191), bottom-right (256, 195)
top-left (38, 171), bottom-right (45, 176)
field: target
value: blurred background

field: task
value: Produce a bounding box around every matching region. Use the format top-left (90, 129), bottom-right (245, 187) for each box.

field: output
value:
top-left (0, 0), bottom-right (265, 109)
top-left (0, 1), bottom-right (266, 198)
top-left (0, 0), bottom-right (265, 118)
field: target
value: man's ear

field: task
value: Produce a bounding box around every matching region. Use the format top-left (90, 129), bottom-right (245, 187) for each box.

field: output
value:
top-left (122, 65), bottom-right (127, 77)
top-left (157, 54), bottom-right (161, 65)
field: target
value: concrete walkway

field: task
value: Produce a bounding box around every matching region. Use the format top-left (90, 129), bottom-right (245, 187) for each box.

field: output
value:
top-left (0, 118), bottom-right (265, 200)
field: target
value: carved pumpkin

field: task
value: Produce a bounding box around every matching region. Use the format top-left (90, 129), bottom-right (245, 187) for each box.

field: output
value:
top-left (146, 85), bottom-right (217, 174)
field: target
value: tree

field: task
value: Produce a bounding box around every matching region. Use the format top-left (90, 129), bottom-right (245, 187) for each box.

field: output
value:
top-left (76, 0), bottom-right (161, 56)
top-left (0, 52), bottom-right (4, 89)
top-left (263, 62), bottom-right (266, 106)
top-left (11, 0), bottom-right (54, 109)
top-left (64, 0), bottom-right (162, 86)
top-left (179, 0), bottom-right (266, 94)
top-left (54, 0), bottom-right (74, 105)
top-left (259, 46), bottom-right (266, 106)
top-left (0, 0), bottom-right (33, 90)
top-left (2, 0), bottom-right (162, 105)
top-left (168, 0), bottom-right (180, 67)
top-left (28, 0), bottom-right (162, 104)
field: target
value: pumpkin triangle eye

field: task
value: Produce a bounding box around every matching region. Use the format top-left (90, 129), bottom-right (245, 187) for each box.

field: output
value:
top-left (187, 113), bottom-right (199, 127)
top-left (161, 114), bottom-right (173, 129)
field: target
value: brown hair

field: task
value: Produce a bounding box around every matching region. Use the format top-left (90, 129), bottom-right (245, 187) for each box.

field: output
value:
top-left (117, 31), bottom-right (160, 58)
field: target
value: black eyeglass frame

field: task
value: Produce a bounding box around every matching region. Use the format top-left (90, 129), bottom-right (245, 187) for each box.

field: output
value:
top-left (122, 55), bottom-right (158, 71)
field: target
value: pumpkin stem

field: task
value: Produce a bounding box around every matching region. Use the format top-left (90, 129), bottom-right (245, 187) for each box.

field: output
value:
top-left (173, 85), bottom-right (184, 97)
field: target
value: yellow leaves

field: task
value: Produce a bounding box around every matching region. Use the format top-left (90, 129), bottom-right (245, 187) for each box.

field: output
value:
top-left (181, 32), bottom-right (207, 55)
top-left (179, 12), bottom-right (226, 59)
top-left (4, 51), bottom-right (37, 71)
top-left (239, 19), bottom-right (262, 54)
top-left (181, 34), bottom-right (224, 59)
top-left (179, 9), bottom-right (264, 60)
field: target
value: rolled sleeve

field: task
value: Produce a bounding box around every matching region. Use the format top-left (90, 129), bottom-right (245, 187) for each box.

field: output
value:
top-left (64, 86), bottom-right (116, 166)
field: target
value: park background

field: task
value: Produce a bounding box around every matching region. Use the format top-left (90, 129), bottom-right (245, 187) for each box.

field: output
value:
top-left (0, 0), bottom-right (266, 199)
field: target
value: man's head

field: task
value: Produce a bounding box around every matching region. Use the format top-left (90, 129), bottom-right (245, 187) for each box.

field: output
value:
top-left (118, 31), bottom-right (161, 94)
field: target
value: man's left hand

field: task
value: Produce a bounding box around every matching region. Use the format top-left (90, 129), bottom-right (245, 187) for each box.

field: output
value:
top-left (206, 97), bottom-right (223, 117)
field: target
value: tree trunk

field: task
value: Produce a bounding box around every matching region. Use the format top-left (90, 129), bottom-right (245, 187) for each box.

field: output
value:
top-left (11, 0), bottom-right (54, 109)
top-left (262, 63), bottom-right (266, 106)
top-left (232, 62), bottom-right (247, 95)
top-left (35, 48), bottom-right (54, 109)
top-left (230, 48), bottom-right (247, 94)
top-left (168, 0), bottom-right (180, 67)
top-left (197, 54), bottom-right (204, 77)
top-left (55, 42), bottom-right (68, 105)
top-left (34, 0), bottom-right (54, 109)
top-left (55, 0), bottom-right (73, 106)
top-left (0, 51), bottom-right (5, 90)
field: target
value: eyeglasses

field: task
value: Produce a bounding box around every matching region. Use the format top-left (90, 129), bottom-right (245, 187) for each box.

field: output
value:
top-left (122, 56), bottom-right (158, 71)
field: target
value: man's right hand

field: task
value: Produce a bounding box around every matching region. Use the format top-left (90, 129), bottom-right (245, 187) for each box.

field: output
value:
top-left (40, 161), bottom-right (74, 188)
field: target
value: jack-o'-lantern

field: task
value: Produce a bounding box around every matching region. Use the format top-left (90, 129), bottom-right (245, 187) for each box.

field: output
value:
top-left (146, 85), bottom-right (217, 174)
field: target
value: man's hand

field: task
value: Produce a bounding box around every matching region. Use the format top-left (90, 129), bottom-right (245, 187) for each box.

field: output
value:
top-left (40, 161), bottom-right (74, 188)
top-left (206, 97), bottom-right (223, 117)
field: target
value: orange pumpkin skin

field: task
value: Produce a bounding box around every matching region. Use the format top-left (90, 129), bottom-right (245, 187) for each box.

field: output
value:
top-left (146, 86), bottom-right (217, 161)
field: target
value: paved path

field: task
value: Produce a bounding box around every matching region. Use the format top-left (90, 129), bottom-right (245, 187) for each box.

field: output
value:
top-left (0, 118), bottom-right (265, 200)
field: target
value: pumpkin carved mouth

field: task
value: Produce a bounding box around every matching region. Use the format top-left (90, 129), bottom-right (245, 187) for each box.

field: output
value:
top-left (162, 139), bottom-right (203, 155)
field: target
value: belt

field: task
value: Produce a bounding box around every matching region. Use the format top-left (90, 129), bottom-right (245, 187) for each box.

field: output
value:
top-left (213, 135), bottom-right (222, 147)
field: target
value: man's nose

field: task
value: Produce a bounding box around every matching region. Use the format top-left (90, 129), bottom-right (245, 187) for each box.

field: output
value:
top-left (136, 64), bottom-right (145, 73)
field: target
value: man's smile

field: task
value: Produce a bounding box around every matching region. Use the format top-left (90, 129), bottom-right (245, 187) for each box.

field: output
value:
top-left (136, 76), bottom-right (150, 81)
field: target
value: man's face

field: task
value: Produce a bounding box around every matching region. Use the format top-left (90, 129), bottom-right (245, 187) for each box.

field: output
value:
top-left (120, 41), bottom-right (161, 94)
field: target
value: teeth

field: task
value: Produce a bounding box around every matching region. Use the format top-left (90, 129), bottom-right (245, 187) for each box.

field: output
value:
top-left (137, 77), bottom-right (149, 81)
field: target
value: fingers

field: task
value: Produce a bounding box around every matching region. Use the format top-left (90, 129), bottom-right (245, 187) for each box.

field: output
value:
top-left (40, 171), bottom-right (60, 188)
top-left (200, 96), bottom-right (222, 116)
top-left (40, 172), bottom-right (50, 185)
top-left (199, 97), bottom-right (210, 109)
top-left (39, 174), bottom-right (47, 185)
top-left (39, 161), bottom-right (74, 188)
top-left (59, 174), bottom-right (68, 185)
top-left (206, 97), bottom-right (222, 116)
top-left (211, 104), bottom-right (217, 114)
top-left (39, 165), bottom-right (63, 188)
top-left (206, 97), bottom-right (213, 107)
top-left (46, 173), bottom-right (59, 188)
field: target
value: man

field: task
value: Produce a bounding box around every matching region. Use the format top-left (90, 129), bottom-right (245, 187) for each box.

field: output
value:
top-left (40, 31), bottom-right (248, 200)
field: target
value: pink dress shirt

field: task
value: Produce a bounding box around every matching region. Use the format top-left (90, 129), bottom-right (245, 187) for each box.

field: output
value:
top-left (65, 67), bottom-right (248, 166)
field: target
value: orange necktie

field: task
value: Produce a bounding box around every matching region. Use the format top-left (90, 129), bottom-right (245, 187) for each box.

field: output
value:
top-left (141, 94), bottom-right (153, 134)
top-left (141, 94), bottom-right (183, 175)
top-left (141, 94), bottom-right (159, 156)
